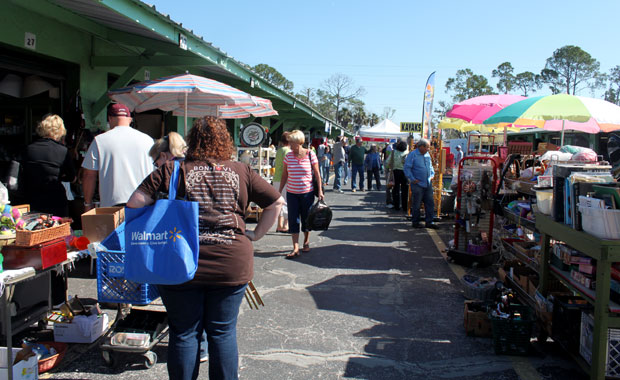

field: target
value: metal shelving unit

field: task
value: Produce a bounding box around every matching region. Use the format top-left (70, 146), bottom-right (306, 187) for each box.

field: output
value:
top-left (536, 212), bottom-right (620, 380)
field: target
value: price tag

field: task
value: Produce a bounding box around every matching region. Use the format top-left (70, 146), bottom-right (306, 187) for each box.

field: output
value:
top-left (24, 32), bottom-right (36, 50)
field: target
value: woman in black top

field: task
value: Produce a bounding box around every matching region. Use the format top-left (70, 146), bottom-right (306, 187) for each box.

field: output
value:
top-left (20, 114), bottom-right (76, 216)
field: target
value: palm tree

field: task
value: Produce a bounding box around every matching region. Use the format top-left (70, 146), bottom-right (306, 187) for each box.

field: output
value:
top-left (339, 107), bottom-right (353, 130)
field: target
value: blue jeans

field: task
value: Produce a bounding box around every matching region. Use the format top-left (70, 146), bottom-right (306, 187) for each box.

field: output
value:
top-left (287, 191), bottom-right (314, 233)
top-left (411, 183), bottom-right (435, 224)
top-left (158, 283), bottom-right (247, 380)
top-left (351, 164), bottom-right (365, 190)
top-left (333, 161), bottom-right (344, 189)
top-left (321, 164), bottom-right (330, 184)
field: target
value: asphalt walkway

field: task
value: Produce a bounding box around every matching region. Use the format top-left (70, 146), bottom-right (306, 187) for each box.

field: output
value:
top-left (43, 187), bottom-right (586, 379)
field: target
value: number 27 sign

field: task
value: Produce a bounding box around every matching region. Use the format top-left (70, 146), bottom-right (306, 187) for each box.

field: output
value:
top-left (25, 32), bottom-right (36, 50)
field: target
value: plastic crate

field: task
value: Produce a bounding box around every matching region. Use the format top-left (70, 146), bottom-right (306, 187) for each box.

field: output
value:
top-left (490, 305), bottom-right (534, 355)
top-left (461, 275), bottom-right (496, 301)
top-left (552, 295), bottom-right (592, 354)
top-left (580, 312), bottom-right (620, 378)
top-left (579, 205), bottom-right (620, 240)
top-left (96, 249), bottom-right (159, 304)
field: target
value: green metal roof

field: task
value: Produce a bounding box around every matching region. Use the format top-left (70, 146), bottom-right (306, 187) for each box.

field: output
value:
top-left (48, 0), bottom-right (347, 134)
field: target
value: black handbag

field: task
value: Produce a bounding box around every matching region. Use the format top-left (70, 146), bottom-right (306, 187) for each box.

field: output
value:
top-left (307, 199), bottom-right (332, 230)
top-left (308, 151), bottom-right (321, 198)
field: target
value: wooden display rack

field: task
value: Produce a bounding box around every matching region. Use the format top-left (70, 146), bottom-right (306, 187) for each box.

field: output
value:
top-left (536, 213), bottom-right (620, 380)
top-left (237, 146), bottom-right (271, 181)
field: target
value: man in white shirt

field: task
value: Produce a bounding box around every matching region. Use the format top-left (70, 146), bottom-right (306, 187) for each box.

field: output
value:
top-left (81, 103), bottom-right (154, 210)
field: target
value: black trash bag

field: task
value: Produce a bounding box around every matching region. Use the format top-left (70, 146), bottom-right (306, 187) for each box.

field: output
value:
top-left (306, 200), bottom-right (332, 231)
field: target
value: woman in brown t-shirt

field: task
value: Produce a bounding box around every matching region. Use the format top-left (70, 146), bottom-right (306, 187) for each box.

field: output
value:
top-left (127, 116), bottom-right (283, 380)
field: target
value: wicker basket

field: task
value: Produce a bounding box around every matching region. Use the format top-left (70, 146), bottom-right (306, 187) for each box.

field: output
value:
top-left (15, 223), bottom-right (71, 247)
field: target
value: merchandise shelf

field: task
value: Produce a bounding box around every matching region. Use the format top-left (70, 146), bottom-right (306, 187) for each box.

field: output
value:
top-left (502, 274), bottom-right (537, 311)
top-left (549, 265), bottom-right (620, 316)
top-left (501, 239), bottom-right (540, 274)
top-left (503, 207), bottom-right (537, 231)
top-left (536, 212), bottom-right (620, 380)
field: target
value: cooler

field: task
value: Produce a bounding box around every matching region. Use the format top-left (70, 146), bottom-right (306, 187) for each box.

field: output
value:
top-left (1, 238), bottom-right (67, 270)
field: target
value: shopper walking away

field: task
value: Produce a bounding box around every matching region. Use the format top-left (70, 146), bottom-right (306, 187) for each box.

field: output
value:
top-left (20, 114), bottom-right (76, 217)
top-left (279, 130), bottom-right (324, 258)
top-left (349, 136), bottom-right (366, 192)
top-left (321, 145), bottom-right (332, 186)
top-left (364, 144), bottom-right (382, 191)
top-left (387, 139), bottom-right (409, 211)
top-left (404, 138), bottom-right (437, 229)
top-left (81, 103), bottom-right (153, 210)
top-left (150, 132), bottom-right (186, 168)
top-left (150, 131), bottom-right (214, 363)
top-left (127, 116), bottom-right (284, 380)
top-left (332, 136), bottom-right (346, 193)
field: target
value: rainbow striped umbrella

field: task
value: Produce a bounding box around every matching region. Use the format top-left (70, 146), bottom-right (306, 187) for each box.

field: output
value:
top-left (108, 73), bottom-right (278, 134)
top-left (484, 94), bottom-right (620, 145)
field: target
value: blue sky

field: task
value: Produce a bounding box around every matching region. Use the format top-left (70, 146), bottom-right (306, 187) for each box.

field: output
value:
top-left (147, 0), bottom-right (620, 125)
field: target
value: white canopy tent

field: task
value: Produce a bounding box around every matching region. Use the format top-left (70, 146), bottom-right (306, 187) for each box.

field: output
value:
top-left (359, 119), bottom-right (415, 142)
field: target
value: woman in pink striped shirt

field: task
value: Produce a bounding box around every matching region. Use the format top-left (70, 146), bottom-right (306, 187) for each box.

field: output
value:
top-left (278, 130), bottom-right (324, 258)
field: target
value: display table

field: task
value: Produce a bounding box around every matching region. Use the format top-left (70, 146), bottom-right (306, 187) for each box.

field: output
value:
top-left (0, 250), bottom-right (86, 380)
top-left (536, 212), bottom-right (620, 380)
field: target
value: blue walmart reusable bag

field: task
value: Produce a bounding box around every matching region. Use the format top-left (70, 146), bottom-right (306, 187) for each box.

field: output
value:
top-left (125, 160), bottom-right (199, 285)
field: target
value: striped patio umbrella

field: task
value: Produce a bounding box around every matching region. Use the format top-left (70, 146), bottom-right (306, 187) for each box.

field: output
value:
top-left (484, 94), bottom-right (620, 146)
top-left (108, 73), bottom-right (278, 134)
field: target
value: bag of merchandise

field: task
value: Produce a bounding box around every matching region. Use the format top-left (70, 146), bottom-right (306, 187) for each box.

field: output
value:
top-left (125, 160), bottom-right (199, 285)
top-left (306, 200), bottom-right (332, 231)
top-left (571, 148), bottom-right (597, 162)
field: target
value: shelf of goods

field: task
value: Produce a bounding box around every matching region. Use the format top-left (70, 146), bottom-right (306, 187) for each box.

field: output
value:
top-left (237, 146), bottom-right (271, 180)
top-left (451, 157), bottom-right (499, 263)
top-left (536, 212), bottom-right (620, 380)
top-left (501, 206), bottom-right (537, 232)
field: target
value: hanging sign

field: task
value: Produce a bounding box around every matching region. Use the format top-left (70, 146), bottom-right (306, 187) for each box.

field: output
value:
top-left (400, 122), bottom-right (422, 133)
top-left (240, 122), bottom-right (267, 147)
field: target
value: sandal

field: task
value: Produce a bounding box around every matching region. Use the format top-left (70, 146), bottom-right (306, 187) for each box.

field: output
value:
top-left (302, 244), bottom-right (311, 253)
top-left (276, 229), bottom-right (289, 233)
top-left (285, 251), bottom-right (300, 259)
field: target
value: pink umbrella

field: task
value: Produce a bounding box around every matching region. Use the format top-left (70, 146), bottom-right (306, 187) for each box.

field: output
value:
top-left (446, 94), bottom-right (530, 147)
top-left (446, 94), bottom-right (527, 124)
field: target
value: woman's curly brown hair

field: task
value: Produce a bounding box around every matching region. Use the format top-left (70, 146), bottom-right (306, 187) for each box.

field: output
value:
top-left (185, 116), bottom-right (234, 161)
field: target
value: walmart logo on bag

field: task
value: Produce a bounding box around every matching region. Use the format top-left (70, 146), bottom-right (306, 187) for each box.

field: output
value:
top-left (130, 227), bottom-right (183, 246)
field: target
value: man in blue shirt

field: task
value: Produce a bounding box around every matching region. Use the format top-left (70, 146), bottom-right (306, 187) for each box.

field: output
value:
top-left (454, 145), bottom-right (463, 169)
top-left (404, 138), bottom-right (438, 229)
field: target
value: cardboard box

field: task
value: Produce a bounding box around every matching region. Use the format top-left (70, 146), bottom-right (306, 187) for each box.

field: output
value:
top-left (54, 313), bottom-right (108, 343)
top-left (0, 347), bottom-right (38, 380)
top-left (81, 207), bottom-right (124, 243)
top-left (464, 301), bottom-right (492, 337)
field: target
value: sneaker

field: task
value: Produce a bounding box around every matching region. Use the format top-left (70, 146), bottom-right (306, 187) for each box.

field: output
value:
top-left (337, 189), bottom-right (344, 193)
top-left (425, 223), bottom-right (439, 229)
top-left (200, 355), bottom-right (208, 363)
top-left (352, 189), bottom-right (357, 192)
top-left (411, 222), bottom-right (422, 228)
